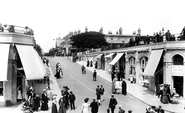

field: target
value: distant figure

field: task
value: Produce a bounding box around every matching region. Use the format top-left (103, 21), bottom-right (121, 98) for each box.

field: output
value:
top-left (93, 70), bottom-right (97, 81)
top-left (87, 60), bottom-right (90, 67)
top-left (46, 59), bottom-right (49, 67)
top-left (108, 94), bottom-right (117, 113)
top-left (95, 61), bottom-right (98, 69)
top-left (181, 26), bottom-right (185, 39)
top-left (81, 65), bottom-right (86, 74)
top-left (90, 98), bottom-right (99, 113)
top-left (165, 30), bottom-right (171, 41)
top-left (90, 60), bottom-right (93, 67)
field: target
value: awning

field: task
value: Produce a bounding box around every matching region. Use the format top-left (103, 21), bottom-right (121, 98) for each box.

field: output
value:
top-left (16, 45), bottom-right (46, 80)
top-left (0, 44), bottom-right (10, 81)
top-left (109, 53), bottom-right (124, 65)
top-left (105, 53), bottom-right (114, 58)
top-left (94, 54), bottom-right (103, 59)
top-left (143, 49), bottom-right (163, 76)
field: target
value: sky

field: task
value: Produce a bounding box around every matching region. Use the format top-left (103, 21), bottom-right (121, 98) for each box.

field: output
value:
top-left (0, 0), bottom-right (185, 52)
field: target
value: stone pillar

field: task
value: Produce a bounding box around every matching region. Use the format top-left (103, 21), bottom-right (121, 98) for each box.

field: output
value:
top-left (11, 60), bottom-right (17, 104)
top-left (5, 61), bottom-right (17, 106)
top-left (135, 52), bottom-right (140, 85)
top-left (125, 52), bottom-right (130, 80)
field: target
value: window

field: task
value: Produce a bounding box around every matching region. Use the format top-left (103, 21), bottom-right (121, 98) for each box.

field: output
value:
top-left (129, 57), bottom-right (135, 74)
top-left (0, 82), bottom-right (3, 96)
top-left (173, 55), bottom-right (184, 65)
top-left (140, 57), bottom-right (148, 69)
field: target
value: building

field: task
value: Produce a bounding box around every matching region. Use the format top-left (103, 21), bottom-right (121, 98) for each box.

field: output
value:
top-left (0, 25), bottom-right (46, 106)
top-left (85, 34), bottom-right (185, 97)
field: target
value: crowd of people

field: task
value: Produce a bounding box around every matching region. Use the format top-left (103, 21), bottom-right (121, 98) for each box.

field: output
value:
top-left (51, 86), bottom-right (76, 113)
top-left (156, 84), bottom-right (180, 104)
top-left (145, 105), bottom-right (164, 113)
top-left (22, 86), bottom-right (52, 112)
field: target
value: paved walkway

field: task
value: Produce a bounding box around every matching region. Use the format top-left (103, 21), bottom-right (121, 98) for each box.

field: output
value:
top-left (76, 60), bottom-right (185, 113)
top-left (1, 58), bottom-right (185, 113)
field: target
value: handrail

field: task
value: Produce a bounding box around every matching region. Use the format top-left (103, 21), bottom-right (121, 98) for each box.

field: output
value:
top-left (0, 24), bottom-right (34, 36)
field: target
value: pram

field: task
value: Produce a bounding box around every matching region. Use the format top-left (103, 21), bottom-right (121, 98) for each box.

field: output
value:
top-left (21, 100), bottom-right (33, 113)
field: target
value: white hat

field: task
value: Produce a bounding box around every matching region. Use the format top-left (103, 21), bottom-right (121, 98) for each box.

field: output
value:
top-left (118, 105), bottom-right (122, 108)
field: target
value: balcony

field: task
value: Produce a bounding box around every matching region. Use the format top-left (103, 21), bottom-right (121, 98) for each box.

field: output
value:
top-left (0, 24), bottom-right (35, 46)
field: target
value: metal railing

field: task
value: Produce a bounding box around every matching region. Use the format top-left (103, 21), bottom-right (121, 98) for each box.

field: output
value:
top-left (0, 24), bottom-right (34, 36)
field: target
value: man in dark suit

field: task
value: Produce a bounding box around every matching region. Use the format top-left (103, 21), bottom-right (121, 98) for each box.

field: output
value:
top-left (69, 91), bottom-right (76, 110)
top-left (90, 98), bottom-right (99, 113)
top-left (108, 94), bottom-right (117, 113)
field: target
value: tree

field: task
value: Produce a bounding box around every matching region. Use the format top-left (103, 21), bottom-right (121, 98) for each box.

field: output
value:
top-left (70, 31), bottom-right (108, 51)
top-left (48, 47), bottom-right (58, 56)
top-left (34, 44), bottom-right (43, 57)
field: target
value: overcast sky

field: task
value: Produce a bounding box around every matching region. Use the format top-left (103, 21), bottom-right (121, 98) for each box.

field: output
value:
top-left (0, 0), bottom-right (185, 52)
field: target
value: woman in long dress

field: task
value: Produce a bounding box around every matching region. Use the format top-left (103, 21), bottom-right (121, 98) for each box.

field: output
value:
top-left (160, 85), bottom-right (169, 104)
top-left (58, 96), bottom-right (66, 113)
top-left (17, 86), bottom-right (22, 101)
top-left (112, 77), bottom-right (117, 94)
top-left (51, 94), bottom-right (58, 113)
top-left (81, 98), bottom-right (90, 113)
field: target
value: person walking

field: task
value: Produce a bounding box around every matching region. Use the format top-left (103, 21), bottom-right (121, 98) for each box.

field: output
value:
top-left (108, 94), bottom-right (117, 113)
top-left (51, 94), bottom-right (58, 113)
top-left (41, 89), bottom-right (49, 111)
top-left (99, 85), bottom-right (105, 101)
top-left (81, 98), bottom-right (90, 113)
top-left (122, 79), bottom-right (127, 95)
top-left (90, 98), bottom-right (99, 113)
top-left (59, 95), bottom-right (66, 113)
top-left (96, 85), bottom-right (101, 105)
top-left (69, 91), bottom-right (76, 110)
top-left (93, 70), bottom-right (97, 81)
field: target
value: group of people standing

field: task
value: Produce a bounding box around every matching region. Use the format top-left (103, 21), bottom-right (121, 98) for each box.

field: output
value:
top-left (51, 86), bottom-right (76, 113)
top-left (87, 60), bottom-right (93, 67)
top-left (95, 85), bottom-right (105, 105)
top-left (23, 86), bottom-right (52, 112)
top-left (157, 84), bottom-right (179, 104)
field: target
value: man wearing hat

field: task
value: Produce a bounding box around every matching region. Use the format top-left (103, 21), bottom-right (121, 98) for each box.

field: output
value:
top-left (108, 94), bottom-right (117, 113)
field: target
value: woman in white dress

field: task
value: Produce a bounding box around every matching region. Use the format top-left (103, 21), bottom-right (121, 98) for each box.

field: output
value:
top-left (17, 86), bottom-right (22, 101)
top-left (81, 98), bottom-right (90, 113)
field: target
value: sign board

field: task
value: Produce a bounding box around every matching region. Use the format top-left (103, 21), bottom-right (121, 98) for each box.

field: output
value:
top-left (171, 65), bottom-right (185, 76)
